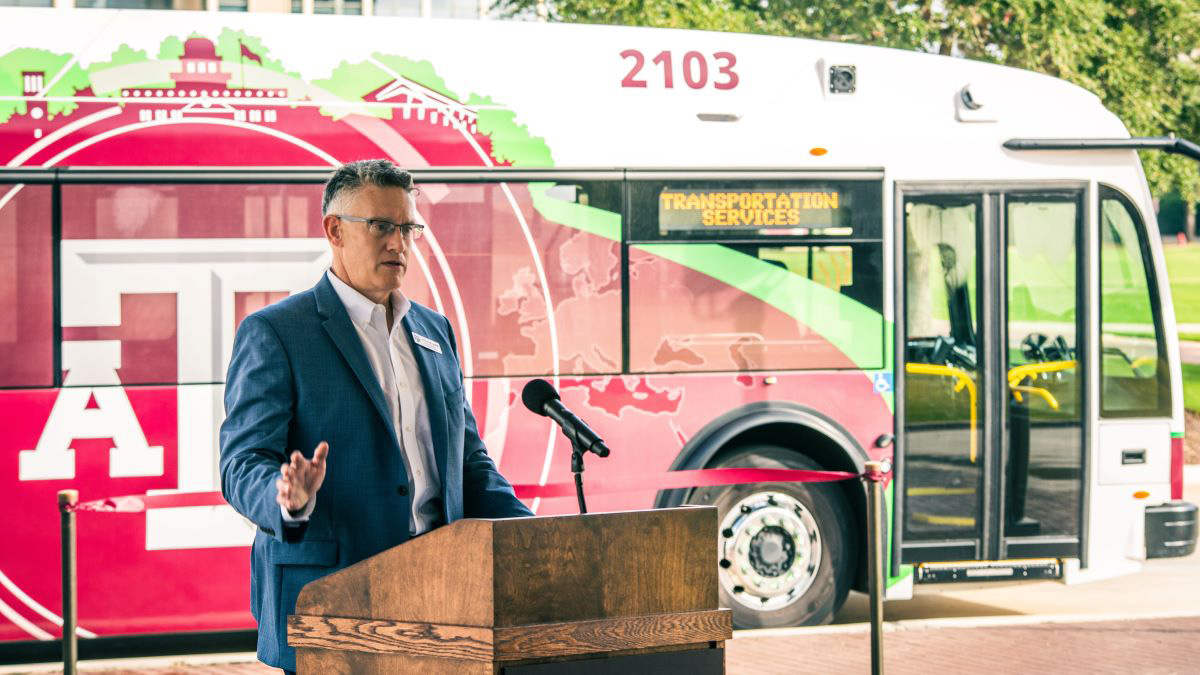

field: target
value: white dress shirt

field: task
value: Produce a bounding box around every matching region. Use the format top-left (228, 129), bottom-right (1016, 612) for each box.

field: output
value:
top-left (281, 270), bottom-right (443, 535)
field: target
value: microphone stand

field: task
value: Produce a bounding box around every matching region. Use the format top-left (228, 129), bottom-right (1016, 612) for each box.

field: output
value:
top-left (570, 439), bottom-right (587, 514)
top-left (524, 378), bottom-right (613, 516)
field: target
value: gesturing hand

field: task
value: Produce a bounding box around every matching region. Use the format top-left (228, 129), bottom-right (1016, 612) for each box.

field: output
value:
top-left (276, 441), bottom-right (329, 516)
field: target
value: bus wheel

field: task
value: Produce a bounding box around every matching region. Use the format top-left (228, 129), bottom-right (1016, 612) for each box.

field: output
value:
top-left (686, 445), bottom-right (856, 628)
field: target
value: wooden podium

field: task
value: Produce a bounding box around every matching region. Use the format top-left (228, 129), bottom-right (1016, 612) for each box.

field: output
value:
top-left (287, 507), bottom-right (731, 673)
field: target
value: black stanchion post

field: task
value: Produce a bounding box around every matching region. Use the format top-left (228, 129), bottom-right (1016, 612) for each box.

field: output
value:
top-left (58, 489), bottom-right (78, 675)
top-left (862, 461), bottom-right (886, 675)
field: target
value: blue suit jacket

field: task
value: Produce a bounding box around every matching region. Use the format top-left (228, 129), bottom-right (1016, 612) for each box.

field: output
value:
top-left (219, 275), bottom-right (532, 671)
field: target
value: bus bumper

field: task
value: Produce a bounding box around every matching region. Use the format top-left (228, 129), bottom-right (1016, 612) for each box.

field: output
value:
top-left (1145, 501), bottom-right (1197, 558)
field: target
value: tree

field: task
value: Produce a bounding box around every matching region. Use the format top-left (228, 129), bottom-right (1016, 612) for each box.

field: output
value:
top-left (925, 1), bottom-right (1200, 210)
top-left (497, 0), bottom-right (762, 32)
top-left (496, 0), bottom-right (1200, 221)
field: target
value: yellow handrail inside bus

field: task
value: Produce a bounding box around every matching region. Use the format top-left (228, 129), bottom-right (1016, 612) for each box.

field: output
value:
top-left (1009, 385), bottom-right (1061, 410)
top-left (1131, 356), bottom-right (1157, 371)
top-left (903, 358), bottom-right (1078, 464)
top-left (904, 362), bottom-right (978, 463)
top-left (1006, 360), bottom-right (1077, 389)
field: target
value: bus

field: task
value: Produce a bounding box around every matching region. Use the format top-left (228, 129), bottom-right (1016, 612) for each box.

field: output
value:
top-left (1, 7), bottom-right (1194, 656)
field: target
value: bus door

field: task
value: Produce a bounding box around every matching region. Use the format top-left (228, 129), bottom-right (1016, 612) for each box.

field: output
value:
top-left (897, 187), bottom-right (1086, 567)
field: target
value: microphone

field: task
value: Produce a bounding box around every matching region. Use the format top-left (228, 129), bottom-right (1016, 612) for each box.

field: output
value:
top-left (521, 379), bottom-right (610, 457)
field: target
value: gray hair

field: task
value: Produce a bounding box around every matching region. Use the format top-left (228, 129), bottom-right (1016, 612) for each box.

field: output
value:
top-left (321, 159), bottom-right (414, 215)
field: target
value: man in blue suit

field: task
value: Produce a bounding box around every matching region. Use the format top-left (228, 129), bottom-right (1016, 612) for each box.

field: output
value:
top-left (220, 159), bottom-right (533, 673)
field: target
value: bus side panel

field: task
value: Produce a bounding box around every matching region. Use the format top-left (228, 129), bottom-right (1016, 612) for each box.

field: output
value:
top-left (1, 386), bottom-right (255, 642)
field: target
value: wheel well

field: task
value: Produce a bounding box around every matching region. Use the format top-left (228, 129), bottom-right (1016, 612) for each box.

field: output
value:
top-left (654, 403), bottom-right (873, 594)
top-left (717, 422), bottom-right (863, 474)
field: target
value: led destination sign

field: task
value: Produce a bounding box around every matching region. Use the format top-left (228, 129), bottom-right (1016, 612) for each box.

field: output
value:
top-left (659, 188), bottom-right (848, 234)
top-left (632, 180), bottom-right (881, 241)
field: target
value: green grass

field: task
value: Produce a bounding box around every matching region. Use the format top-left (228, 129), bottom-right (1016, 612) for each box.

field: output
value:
top-left (1164, 244), bottom-right (1200, 412)
top-left (1164, 244), bottom-right (1200, 325)
top-left (1184, 363), bottom-right (1200, 413)
top-left (1112, 331), bottom-right (1200, 342)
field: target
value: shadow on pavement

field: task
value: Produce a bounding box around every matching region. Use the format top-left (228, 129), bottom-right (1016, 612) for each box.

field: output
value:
top-left (834, 590), bottom-right (1023, 624)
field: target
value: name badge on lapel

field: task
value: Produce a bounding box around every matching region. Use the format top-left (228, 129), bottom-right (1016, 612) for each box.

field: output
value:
top-left (411, 332), bottom-right (443, 354)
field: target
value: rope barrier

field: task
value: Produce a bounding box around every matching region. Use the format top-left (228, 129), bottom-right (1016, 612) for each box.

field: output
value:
top-left (63, 467), bottom-right (861, 513)
top-left (67, 492), bottom-right (229, 513)
top-left (512, 467), bottom-right (859, 499)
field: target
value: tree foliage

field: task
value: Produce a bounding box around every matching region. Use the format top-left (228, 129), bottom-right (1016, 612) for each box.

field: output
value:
top-left (497, 0), bottom-right (1200, 200)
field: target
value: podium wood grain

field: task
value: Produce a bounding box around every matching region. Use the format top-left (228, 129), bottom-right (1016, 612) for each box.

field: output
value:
top-left (294, 519), bottom-right (496, 627)
top-left (289, 609), bottom-right (731, 660)
top-left (493, 509), bottom-right (716, 625)
top-left (290, 508), bottom-right (729, 673)
top-left (495, 608), bottom-right (729, 659)
top-left (288, 615), bottom-right (493, 660)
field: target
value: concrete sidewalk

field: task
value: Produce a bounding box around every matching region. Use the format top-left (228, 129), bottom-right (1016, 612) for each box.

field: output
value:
top-left (728, 614), bottom-right (1200, 674)
top-left (1180, 339), bottom-right (1200, 364)
top-left (6, 614), bottom-right (1199, 674)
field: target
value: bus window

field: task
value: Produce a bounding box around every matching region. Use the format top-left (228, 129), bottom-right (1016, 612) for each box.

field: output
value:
top-left (59, 181), bottom-right (623, 384)
top-left (60, 183), bottom-right (325, 386)
top-left (904, 199), bottom-right (979, 370)
top-left (1006, 195), bottom-right (1081, 425)
top-left (62, 183), bottom-right (324, 240)
top-left (629, 242), bottom-right (884, 372)
top-left (416, 181), bottom-right (622, 377)
top-left (1005, 193), bottom-right (1084, 541)
top-left (628, 179), bottom-right (883, 373)
top-left (1099, 187), bottom-right (1170, 416)
top-left (902, 196), bottom-right (983, 544)
top-left (0, 183), bottom-right (53, 387)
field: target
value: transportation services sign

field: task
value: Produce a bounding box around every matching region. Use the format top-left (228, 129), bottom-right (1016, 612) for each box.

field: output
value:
top-left (658, 187), bottom-right (850, 235)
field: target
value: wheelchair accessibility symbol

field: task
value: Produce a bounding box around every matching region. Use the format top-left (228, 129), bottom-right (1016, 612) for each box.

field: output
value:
top-left (872, 372), bottom-right (893, 394)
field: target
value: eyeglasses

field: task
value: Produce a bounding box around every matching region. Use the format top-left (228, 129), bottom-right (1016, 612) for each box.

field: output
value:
top-left (335, 215), bottom-right (425, 240)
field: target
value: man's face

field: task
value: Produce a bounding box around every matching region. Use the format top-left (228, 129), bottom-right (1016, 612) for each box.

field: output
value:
top-left (323, 184), bottom-right (419, 304)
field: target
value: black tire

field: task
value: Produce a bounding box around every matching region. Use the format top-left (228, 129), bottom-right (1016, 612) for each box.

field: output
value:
top-left (686, 444), bottom-right (856, 628)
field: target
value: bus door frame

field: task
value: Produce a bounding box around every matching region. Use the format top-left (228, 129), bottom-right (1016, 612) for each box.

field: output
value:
top-left (892, 180), bottom-right (1092, 573)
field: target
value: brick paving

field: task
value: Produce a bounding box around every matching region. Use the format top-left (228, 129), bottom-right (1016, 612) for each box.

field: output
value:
top-left (7, 617), bottom-right (1200, 674)
top-left (5, 665), bottom-right (272, 675)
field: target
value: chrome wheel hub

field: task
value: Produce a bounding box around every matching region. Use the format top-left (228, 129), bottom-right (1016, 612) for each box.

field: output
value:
top-left (718, 491), bottom-right (821, 612)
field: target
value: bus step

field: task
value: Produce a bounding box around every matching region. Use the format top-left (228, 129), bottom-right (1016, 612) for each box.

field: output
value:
top-left (915, 558), bottom-right (1062, 584)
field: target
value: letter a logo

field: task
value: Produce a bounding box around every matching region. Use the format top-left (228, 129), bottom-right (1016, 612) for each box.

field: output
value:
top-left (19, 341), bottom-right (163, 480)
